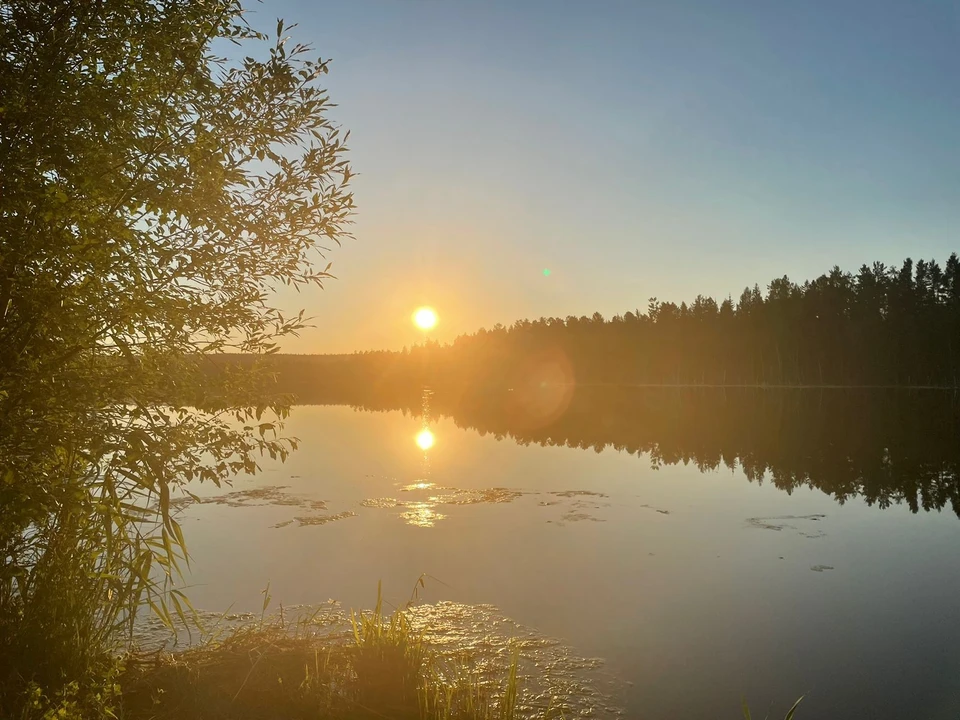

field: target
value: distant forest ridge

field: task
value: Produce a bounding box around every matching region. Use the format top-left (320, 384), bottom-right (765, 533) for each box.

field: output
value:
top-left (236, 254), bottom-right (960, 390)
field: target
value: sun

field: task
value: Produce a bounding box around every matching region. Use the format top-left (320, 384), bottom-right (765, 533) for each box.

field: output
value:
top-left (415, 429), bottom-right (435, 450)
top-left (413, 307), bottom-right (438, 330)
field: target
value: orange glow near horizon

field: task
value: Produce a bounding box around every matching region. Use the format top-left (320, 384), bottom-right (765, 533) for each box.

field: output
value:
top-left (413, 307), bottom-right (438, 330)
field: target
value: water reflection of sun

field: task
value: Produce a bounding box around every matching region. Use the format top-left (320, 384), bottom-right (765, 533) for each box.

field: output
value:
top-left (401, 481), bottom-right (435, 492)
top-left (416, 428), bottom-right (435, 450)
top-left (399, 502), bottom-right (446, 528)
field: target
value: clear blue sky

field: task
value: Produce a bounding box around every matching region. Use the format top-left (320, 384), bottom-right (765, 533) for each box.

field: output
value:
top-left (255, 0), bottom-right (959, 353)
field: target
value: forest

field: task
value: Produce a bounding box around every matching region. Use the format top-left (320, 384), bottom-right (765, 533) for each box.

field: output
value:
top-left (427, 255), bottom-right (960, 387)
top-left (251, 255), bottom-right (960, 400)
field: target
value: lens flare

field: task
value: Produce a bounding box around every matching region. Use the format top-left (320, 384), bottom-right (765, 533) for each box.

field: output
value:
top-left (415, 429), bottom-right (435, 450)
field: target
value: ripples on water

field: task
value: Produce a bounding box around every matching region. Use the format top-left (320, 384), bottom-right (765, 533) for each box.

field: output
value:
top-left (408, 602), bottom-right (625, 719)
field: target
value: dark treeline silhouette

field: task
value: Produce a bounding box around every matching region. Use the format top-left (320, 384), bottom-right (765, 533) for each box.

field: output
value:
top-left (265, 254), bottom-right (960, 390)
top-left (425, 254), bottom-right (960, 387)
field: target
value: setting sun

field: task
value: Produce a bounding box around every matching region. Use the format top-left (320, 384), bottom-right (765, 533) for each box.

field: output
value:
top-left (413, 307), bottom-right (438, 330)
top-left (415, 428), bottom-right (435, 450)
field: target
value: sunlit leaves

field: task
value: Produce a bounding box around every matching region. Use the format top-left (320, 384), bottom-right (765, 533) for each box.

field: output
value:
top-left (0, 0), bottom-right (353, 660)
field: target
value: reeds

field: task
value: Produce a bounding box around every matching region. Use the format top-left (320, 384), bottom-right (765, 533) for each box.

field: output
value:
top-left (119, 583), bottom-right (520, 720)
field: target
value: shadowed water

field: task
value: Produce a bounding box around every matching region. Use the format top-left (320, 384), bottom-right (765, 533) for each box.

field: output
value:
top-left (166, 388), bottom-right (960, 719)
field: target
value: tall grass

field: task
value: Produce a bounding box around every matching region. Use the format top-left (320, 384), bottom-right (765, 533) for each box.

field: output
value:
top-left (0, 498), bottom-right (130, 718)
top-left (1, 455), bottom-right (198, 719)
top-left (349, 581), bottom-right (427, 717)
top-left (120, 583), bottom-right (521, 720)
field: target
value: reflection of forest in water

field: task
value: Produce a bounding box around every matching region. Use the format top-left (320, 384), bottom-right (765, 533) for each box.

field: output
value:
top-left (290, 381), bottom-right (960, 518)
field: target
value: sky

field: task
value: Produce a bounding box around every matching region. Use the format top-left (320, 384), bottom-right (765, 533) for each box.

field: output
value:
top-left (248, 0), bottom-right (959, 353)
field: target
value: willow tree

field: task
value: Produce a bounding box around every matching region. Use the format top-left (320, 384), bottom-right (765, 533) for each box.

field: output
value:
top-left (0, 0), bottom-right (352, 697)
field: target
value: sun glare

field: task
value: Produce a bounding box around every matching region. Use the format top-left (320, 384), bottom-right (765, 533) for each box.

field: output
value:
top-left (413, 307), bottom-right (438, 330)
top-left (415, 429), bottom-right (435, 450)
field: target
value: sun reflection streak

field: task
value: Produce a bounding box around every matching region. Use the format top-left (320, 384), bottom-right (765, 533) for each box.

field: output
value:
top-left (400, 481), bottom-right (436, 492)
top-left (399, 502), bottom-right (446, 528)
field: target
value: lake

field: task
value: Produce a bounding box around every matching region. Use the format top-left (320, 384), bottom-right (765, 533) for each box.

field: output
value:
top-left (171, 388), bottom-right (960, 719)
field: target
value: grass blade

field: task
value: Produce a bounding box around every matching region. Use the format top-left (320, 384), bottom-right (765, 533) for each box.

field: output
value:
top-left (784, 695), bottom-right (804, 720)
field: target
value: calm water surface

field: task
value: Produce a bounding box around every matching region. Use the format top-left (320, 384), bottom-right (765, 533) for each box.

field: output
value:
top-left (174, 392), bottom-right (960, 719)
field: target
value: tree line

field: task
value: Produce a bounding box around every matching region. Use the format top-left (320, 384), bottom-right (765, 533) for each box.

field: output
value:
top-left (253, 255), bottom-right (960, 397)
top-left (432, 255), bottom-right (960, 387)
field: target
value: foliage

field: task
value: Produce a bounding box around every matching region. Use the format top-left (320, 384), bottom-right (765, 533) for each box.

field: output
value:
top-left (15, 661), bottom-right (123, 720)
top-left (0, 0), bottom-right (352, 708)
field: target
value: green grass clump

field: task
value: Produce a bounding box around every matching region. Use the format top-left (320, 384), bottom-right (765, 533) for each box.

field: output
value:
top-left (118, 583), bottom-right (519, 720)
top-left (349, 582), bottom-right (426, 717)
